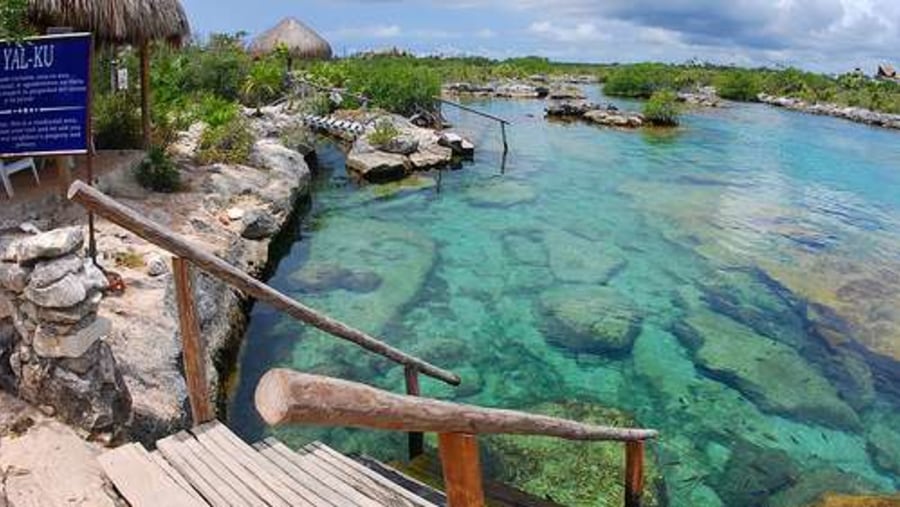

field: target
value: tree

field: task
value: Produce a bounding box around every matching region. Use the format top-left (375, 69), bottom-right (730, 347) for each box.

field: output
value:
top-left (1, 0), bottom-right (30, 39)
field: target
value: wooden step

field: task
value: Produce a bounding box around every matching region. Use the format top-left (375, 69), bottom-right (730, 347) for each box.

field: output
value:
top-left (99, 420), bottom-right (443, 507)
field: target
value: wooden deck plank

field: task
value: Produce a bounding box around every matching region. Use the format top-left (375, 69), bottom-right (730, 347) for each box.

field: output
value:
top-left (179, 431), bottom-right (269, 507)
top-left (295, 441), bottom-right (438, 507)
top-left (193, 422), bottom-right (317, 507)
top-left (206, 424), bottom-right (330, 507)
top-left (98, 443), bottom-right (207, 507)
top-left (149, 449), bottom-right (207, 504)
top-left (254, 440), bottom-right (381, 507)
top-left (157, 432), bottom-right (243, 507)
top-left (310, 442), bottom-right (442, 507)
top-left (189, 424), bottom-right (291, 507)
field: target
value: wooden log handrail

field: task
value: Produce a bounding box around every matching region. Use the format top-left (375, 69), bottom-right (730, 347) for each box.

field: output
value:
top-left (67, 181), bottom-right (461, 386)
top-left (255, 369), bottom-right (658, 442)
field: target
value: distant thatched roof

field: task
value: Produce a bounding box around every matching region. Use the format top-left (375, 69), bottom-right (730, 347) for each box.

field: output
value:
top-left (249, 17), bottom-right (332, 60)
top-left (27, 0), bottom-right (191, 45)
top-left (878, 63), bottom-right (896, 78)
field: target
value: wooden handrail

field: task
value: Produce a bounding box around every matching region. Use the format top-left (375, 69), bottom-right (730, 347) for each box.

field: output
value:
top-left (255, 369), bottom-right (658, 441)
top-left (67, 181), bottom-right (461, 386)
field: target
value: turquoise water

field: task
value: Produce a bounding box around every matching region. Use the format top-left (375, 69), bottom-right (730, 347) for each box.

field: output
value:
top-left (229, 90), bottom-right (900, 506)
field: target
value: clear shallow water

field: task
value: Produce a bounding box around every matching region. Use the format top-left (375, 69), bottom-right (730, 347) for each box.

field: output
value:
top-left (230, 91), bottom-right (900, 506)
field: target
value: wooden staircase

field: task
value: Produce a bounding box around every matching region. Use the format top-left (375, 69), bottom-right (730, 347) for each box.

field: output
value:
top-left (99, 421), bottom-right (439, 507)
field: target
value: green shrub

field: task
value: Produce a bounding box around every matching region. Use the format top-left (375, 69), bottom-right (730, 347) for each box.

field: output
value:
top-left (643, 90), bottom-right (681, 126)
top-left (715, 70), bottom-right (762, 101)
top-left (603, 63), bottom-right (674, 98)
top-left (190, 93), bottom-right (240, 128)
top-left (197, 118), bottom-right (254, 165)
top-left (94, 92), bottom-right (142, 149)
top-left (367, 120), bottom-right (399, 146)
top-left (184, 33), bottom-right (251, 101)
top-left (135, 147), bottom-right (180, 192)
top-left (242, 57), bottom-right (286, 109)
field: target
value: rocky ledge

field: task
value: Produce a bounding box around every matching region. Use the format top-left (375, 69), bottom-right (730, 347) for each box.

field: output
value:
top-left (759, 94), bottom-right (900, 130)
top-left (345, 114), bottom-right (474, 183)
top-left (443, 77), bottom-right (590, 101)
top-left (546, 100), bottom-right (645, 128)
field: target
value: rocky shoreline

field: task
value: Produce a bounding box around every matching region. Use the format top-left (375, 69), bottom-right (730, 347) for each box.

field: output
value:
top-left (546, 99), bottom-right (646, 128)
top-left (443, 75), bottom-right (594, 100)
top-left (758, 94), bottom-right (900, 130)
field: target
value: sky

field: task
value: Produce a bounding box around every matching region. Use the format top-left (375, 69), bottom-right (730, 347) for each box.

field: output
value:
top-left (181, 0), bottom-right (899, 73)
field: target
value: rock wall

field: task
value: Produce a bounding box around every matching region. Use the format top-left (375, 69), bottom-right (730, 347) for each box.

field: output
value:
top-left (0, 227), bottom-right (131, 436)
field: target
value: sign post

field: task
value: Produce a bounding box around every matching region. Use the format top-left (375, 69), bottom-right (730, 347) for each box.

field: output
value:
top-left (0, 33), bottom-right (96, 260)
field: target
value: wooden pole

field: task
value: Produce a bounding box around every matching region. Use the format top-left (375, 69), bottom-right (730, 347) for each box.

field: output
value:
top-left (501, 122), bottom-right (509, 156)
top-left (255, 370), bottom-right (659, 442)
top-left (67, 182), bottom-right (461, 386)
top-left (438, 433), bottom-right (484, 507)
top-left (405, 366), bottom-right (424, 460)
top-left (172, 257), bottom-right (214, 425)
top-left (140, 41), bottom-right (151, 149)
top-left (625, 440), bottom-right (645, 507)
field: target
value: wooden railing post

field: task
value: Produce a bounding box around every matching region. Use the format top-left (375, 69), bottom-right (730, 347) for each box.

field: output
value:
top-left (438, 433), bottom-right (484, 507)
top-left (625, 440), bottom-right (645, 507)
top-left (404, 366), bottom-right (424, 460)
top-left (172, 257), bottom-right (213, 425)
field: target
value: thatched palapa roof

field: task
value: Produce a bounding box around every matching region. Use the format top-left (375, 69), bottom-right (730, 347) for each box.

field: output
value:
top-left (878, 63), bottom-right (897, 78)
top-left (27, 0), bottom-right (191, 45)
top-left (250, 17), bottom-right (332, 60)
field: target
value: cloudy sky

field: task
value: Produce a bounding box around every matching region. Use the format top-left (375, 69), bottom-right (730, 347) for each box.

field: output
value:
top-left (182, 0), bottom-right (899, 73)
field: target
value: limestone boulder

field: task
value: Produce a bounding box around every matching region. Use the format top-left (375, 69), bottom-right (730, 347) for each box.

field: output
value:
top-left (673, 308), bottom-right (861, 430)
top-left (15, 227), bottom-right (84, 264)
top-left (32, 317), bottom-right (111, 359)
top-left (539, 285), bottom-right (642, 355)
top-left (24, 274), bottom-right (87, 309)
top-left (0, 262), bottom-right (30, 293)
top-left (438, 132), bottom-right (475, 157)
top-left (546, 100), bottom-right (599, 117)
top-left (29, 255), bottom-right (83, 289)
top-left (145, 253), bottom-right (168, 277)
top-left (584, 109), bottom-right (645, 128)
top-left (409, 143), bottom-right (453, 170)
top-left (346, 144), bottom-right (410, 183)
top-left (241, 209), bottom-right (279, 240)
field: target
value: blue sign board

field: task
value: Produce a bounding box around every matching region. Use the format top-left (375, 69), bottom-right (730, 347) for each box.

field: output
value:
top-left (0, 33), bottom-right (92, 157)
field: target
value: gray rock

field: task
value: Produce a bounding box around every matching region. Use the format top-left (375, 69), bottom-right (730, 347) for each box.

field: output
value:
top-left (546, 100), bottom-right (599, 117)
top-left (21, 292), bottom-right (102, 325)
top-left (241, 210), bottom-right (278, 240)
top-left (15, 227), bottom-right (84, 264)
top-left (539, 286), bottom-right (643, 355)
top-left (24, 273), bottom-right (87, 309)
top-left (145, 253), bottom-right (168, 277)
top-left (346, 145), bottom-right (410, 183)
top-left (438, 132), bottom-right (476, 157)
top-left (584, 109), bottom-right (644, 128)
top-left (548, 87), bottom-right (586, 100)
top-left (29, 254), bottom-right (83, 289)
top-left (0, 290), bottom-right (12, 319)
top-left (81, 261), bottom-right (109, 293)
top-left (0, 262), bottom-right (30, 292)
top-left (33, 317), bottom-right (111, 359)
top-left (410, 143), bottom-right (454, 170)
top-left (377, 136), bottom-right (419, 155)
top-left (15, 340), bottom-right (131, 434)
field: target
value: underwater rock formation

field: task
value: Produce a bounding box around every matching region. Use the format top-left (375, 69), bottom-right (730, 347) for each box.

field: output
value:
top-left (464, 179), bottom-right (537, 208)
top-left (481, 401), bottom-right (665, 507)
top-left (674, 308), bottom-right (861, 430)
top-left (539, 285), bottom-right (642, 355)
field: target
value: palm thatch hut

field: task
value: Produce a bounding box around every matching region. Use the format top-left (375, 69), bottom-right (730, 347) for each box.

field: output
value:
top-left (250, 17), bottom-right (332, 68)
top-left (27, 0), bottom-right (191, 148)
top-left (877, 63), bottom-right (897, 79)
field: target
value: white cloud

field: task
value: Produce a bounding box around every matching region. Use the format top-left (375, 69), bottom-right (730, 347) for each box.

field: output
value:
top-left (528, 21), bottom-right (608, 42)
top-left (332, 24), bottom-right (402, 39)
top-left (476, 28), bottom-right (496, 39)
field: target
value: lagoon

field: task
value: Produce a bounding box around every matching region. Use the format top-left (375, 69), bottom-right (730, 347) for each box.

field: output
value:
top-left (230, 90), bottom-right (900, 506)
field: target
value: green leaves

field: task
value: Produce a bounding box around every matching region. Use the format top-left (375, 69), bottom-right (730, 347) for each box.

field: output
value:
top-left (0, 0), bottom-right (30, 40)
top-left (643, 90), bottom-right (681, 126)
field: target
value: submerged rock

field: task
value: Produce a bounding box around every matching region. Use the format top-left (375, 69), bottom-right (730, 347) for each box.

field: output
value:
top-left (674, 308), bottom-right (861, 430)
top-left (713, 439), bottom-right (800, 507)
top-left (544, 229), bottom-right (627, 284)
top-left (865, 416), bottom-right (900, 477)
top-left (289, 263), bottom-right (382, 294)
top-left (539, 285), bottom-right (642, 355)
top-left (482, 401), bottom-right (664, 506)
top-left (465, 180), bottom-right (536, 208)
